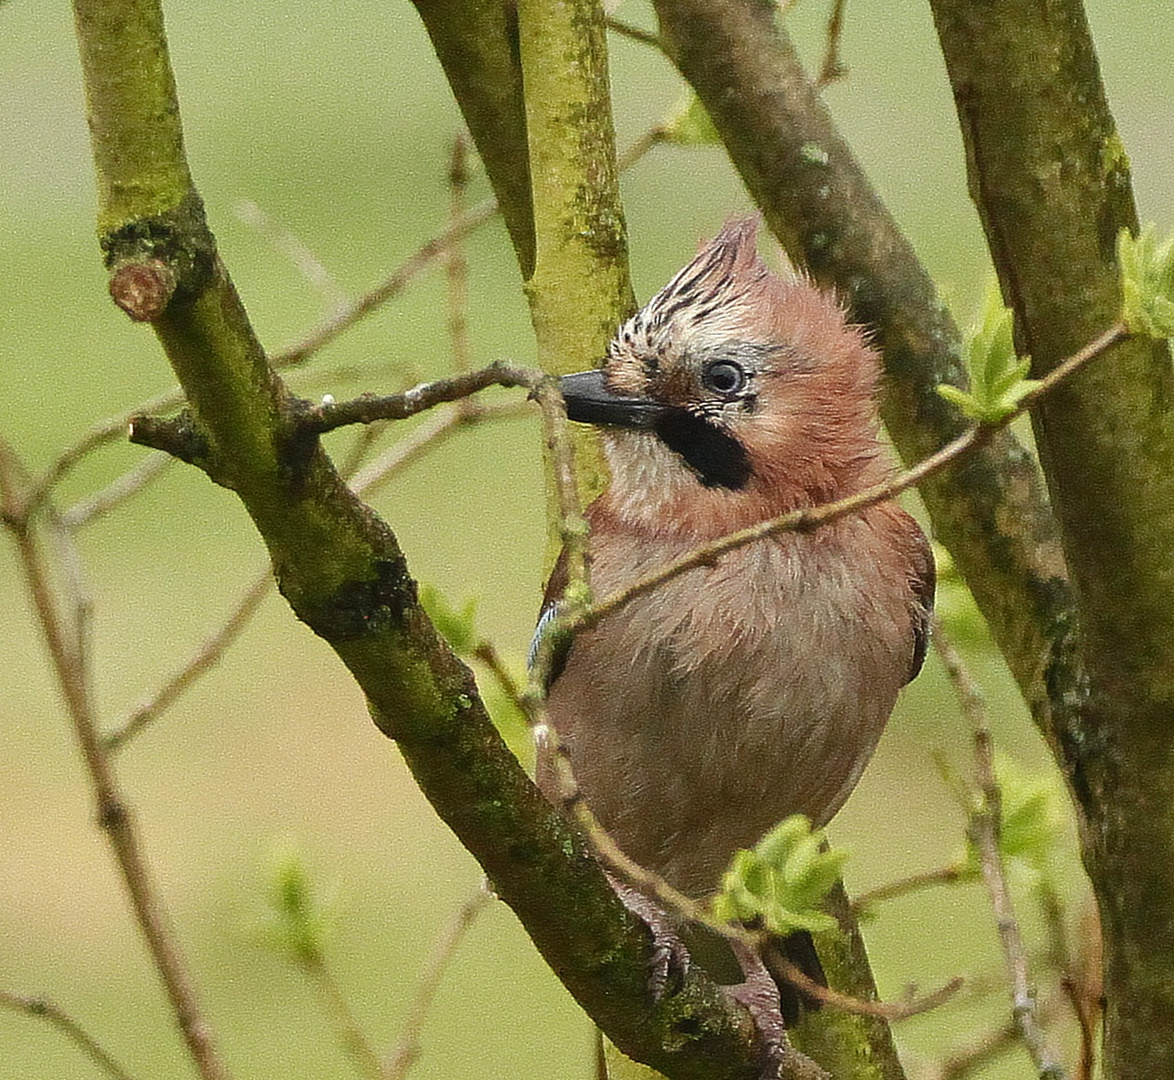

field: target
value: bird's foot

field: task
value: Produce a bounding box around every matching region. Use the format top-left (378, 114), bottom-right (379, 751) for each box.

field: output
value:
top-left (726, 941), bottom-right (830, 1080)
top-left (607, 875), bottom-right (690, 1001)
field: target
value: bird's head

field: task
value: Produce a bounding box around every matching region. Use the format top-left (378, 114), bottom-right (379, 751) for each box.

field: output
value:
top-left (560, 217), bottom-right (888, 536)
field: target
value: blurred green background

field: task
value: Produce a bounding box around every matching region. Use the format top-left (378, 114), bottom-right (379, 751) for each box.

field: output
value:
top-left (1, 2), bottom-right (1169, 1078)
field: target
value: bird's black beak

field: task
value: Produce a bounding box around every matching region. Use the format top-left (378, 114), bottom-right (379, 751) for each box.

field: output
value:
top-left (558, 369), bottom-right (665, 430)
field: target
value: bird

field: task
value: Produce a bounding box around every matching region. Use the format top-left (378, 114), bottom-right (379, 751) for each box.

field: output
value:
top-left (537, 216), bottom-right (934, 1028)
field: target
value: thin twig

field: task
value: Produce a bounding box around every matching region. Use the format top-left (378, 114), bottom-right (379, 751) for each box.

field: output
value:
top-left (296, 362), bottom-right (538, 435)
top-left (104, 567), bottom-right (272, 752)
top-left (60, 452), bottom-right (174, 529)
top-left (605, 16), bottom-right (663, 49)
top-left (235, 198), bottom-right (350, 316)
top-left (24, 388), bottom-right (185, 511)
top-left (472, 641), bottom-right (526, 710)
top-left (529, 377), bottom-right (590, 600)
top-left (299, 956), bottom-right (385, 1080)
top-left (0, 437), bottom-right (230, 1080)
top-left (0, 990), bottom-right (142, 1080)
top-left (851, 864), bottom-right (971, 913)
top-left (445, 134), bottom-right (474, 382)
top-left (564, 322), bottom-right (1125, 645)
top-left (933, 618), bottom-right (1067, 1080)
top-left (816, 0), bottom-right (849, 86)
top-left (383, 885), bottom-right (493, 1080)
top-left (271, 199), bottom-right (501, 369)
top-left (919, 994), bottom-right (1065, 1080)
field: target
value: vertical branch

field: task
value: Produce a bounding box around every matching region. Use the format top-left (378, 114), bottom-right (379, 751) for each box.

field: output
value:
top-left (933, 621), bottom-right (1065, 1080)
top-left (928, 5), bottom-right (1174, 1077)
top-left (517, 0), bottom-right (637, 528)
top-left (444, 133), bottom-right (474, 378)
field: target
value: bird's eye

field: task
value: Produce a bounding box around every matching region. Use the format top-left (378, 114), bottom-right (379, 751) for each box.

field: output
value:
top-left (703, 359), bottom-right (747, 397)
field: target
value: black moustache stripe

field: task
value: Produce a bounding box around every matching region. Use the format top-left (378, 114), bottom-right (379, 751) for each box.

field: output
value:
top-left (653, 410), bottom-right (752, 490)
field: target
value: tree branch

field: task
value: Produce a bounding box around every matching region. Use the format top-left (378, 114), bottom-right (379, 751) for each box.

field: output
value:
top-left (928, 4), bottom-right (1174, 1075)
top-left (0, 991), bottom-right (141, 1080)
top-left (933, 620), bottom-right (1066, 1079)
top-left (294, 363), bottom-right (537, 436)
top-left (72, 3), bottom-right (793, 1077)
top-left (0, 432), bottom-right (230, 1080)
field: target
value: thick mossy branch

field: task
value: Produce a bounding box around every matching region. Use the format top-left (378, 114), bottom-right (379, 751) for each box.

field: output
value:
top-left (517, 0), bottom-right (635, 386)
top-left (930, 3), bottom-right (1174, 1077)
top-left (76, 0), bottom-right (785, 1075)
top-left (410, 0), bottom-right (536, 277)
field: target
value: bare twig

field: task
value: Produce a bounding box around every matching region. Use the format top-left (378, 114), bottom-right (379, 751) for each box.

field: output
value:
top-left (0, 990), bottom-right (141, 1080)
top-left (605, 16), bottom-right (663, 49)
top-left (271, 199), bottom-right (501, 369)
top-left (299, 955), bottom-right (385, 1080)
top-left (383, 885), bottom-right (493, 1080)
top-left (0, 436), bottom-right (230, 1080)
top-left (919, 994), bottom-right (1066, 1080)
top-left (933, 618), bottom-right (1067, 1080)
top-left (296, 362), bottom-right (538, 435)
top-left (816, 0), bottom-right (849, 86)
top-left (851, 864), bottom-right (971, 913)
top-left (104, 567), bottom-right (272, 752)
top-left (60, 452), bottom-right (173, 528)
top-left (567, 322), bottom-right (1125, 642)
top-left (472, 641), bottom-right (526, 710)
top-left (25, 388), bottom-right (185, 511)
top-left (529, 378), bottom-right (591, 599)
top-left (445, 134), bottom-right (474, 381)
top-left (235, 198), bottom-right (350, 316)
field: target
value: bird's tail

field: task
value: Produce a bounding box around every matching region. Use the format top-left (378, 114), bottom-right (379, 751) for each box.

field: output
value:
top-left (765, 930), bottom-right (827, 1025)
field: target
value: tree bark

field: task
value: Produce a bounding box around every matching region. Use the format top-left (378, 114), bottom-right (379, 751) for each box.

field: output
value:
top-left (929, 3), bottom-right (1174, 1075)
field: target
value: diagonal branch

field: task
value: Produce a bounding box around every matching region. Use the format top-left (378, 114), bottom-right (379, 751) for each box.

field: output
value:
top-left (569, 323), bottom-right (1122, 646)
top-left (0, 991), bottom-right (141, 1080)
top-left (933, 620), bottom-right (1066, 1079)
top-left (0, 433), bottom-right (230, 1080)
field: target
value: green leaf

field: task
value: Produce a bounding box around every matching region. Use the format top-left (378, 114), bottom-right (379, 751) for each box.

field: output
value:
top-left (419, 583), bottom-right (479, 656)
top-left (993, 756), bottom-right (1065, 873)
top-left (661, 90), bottom-right (721, 147)
top-left (959, 757), bottom-right (1065, 881)
top-left (711, 816), bottom-right (847, 936)
top-left (1119, 225), bottom-right (1174, 339)
top-left (254, 844), bottom-right (336, 966)
top-left (937, 283), bottom-right (1040, 423)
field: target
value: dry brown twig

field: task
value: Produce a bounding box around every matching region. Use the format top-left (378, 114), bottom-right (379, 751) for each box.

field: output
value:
top-left (932, 617), bottom-right (1067, 1080)
top-left (0, 436), bottom-right (231, 1080)
top-left (383, 885), bottom-right (493, 1080)
top-left (850, 864), bottom-right (971, 913)
top-left (235, 197), bottom-right (350, 317)
top-left (0, 991), bottom-right (142, 1080)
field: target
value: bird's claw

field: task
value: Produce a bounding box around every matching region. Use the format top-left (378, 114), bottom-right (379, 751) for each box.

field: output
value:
top-left (724, 942), bottom-right (830, 1080)
top-left (608, 876), bottom-right (690, 1001)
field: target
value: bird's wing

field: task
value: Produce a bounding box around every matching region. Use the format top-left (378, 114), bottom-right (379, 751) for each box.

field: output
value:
top-left (529, 546), bottom-right (571, 687)
top-left (907, 525), bottom-right (936, 684)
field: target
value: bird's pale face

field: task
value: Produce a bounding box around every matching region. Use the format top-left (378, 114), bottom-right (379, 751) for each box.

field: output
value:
top-left (560, 218), bottom-right (886, 531)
